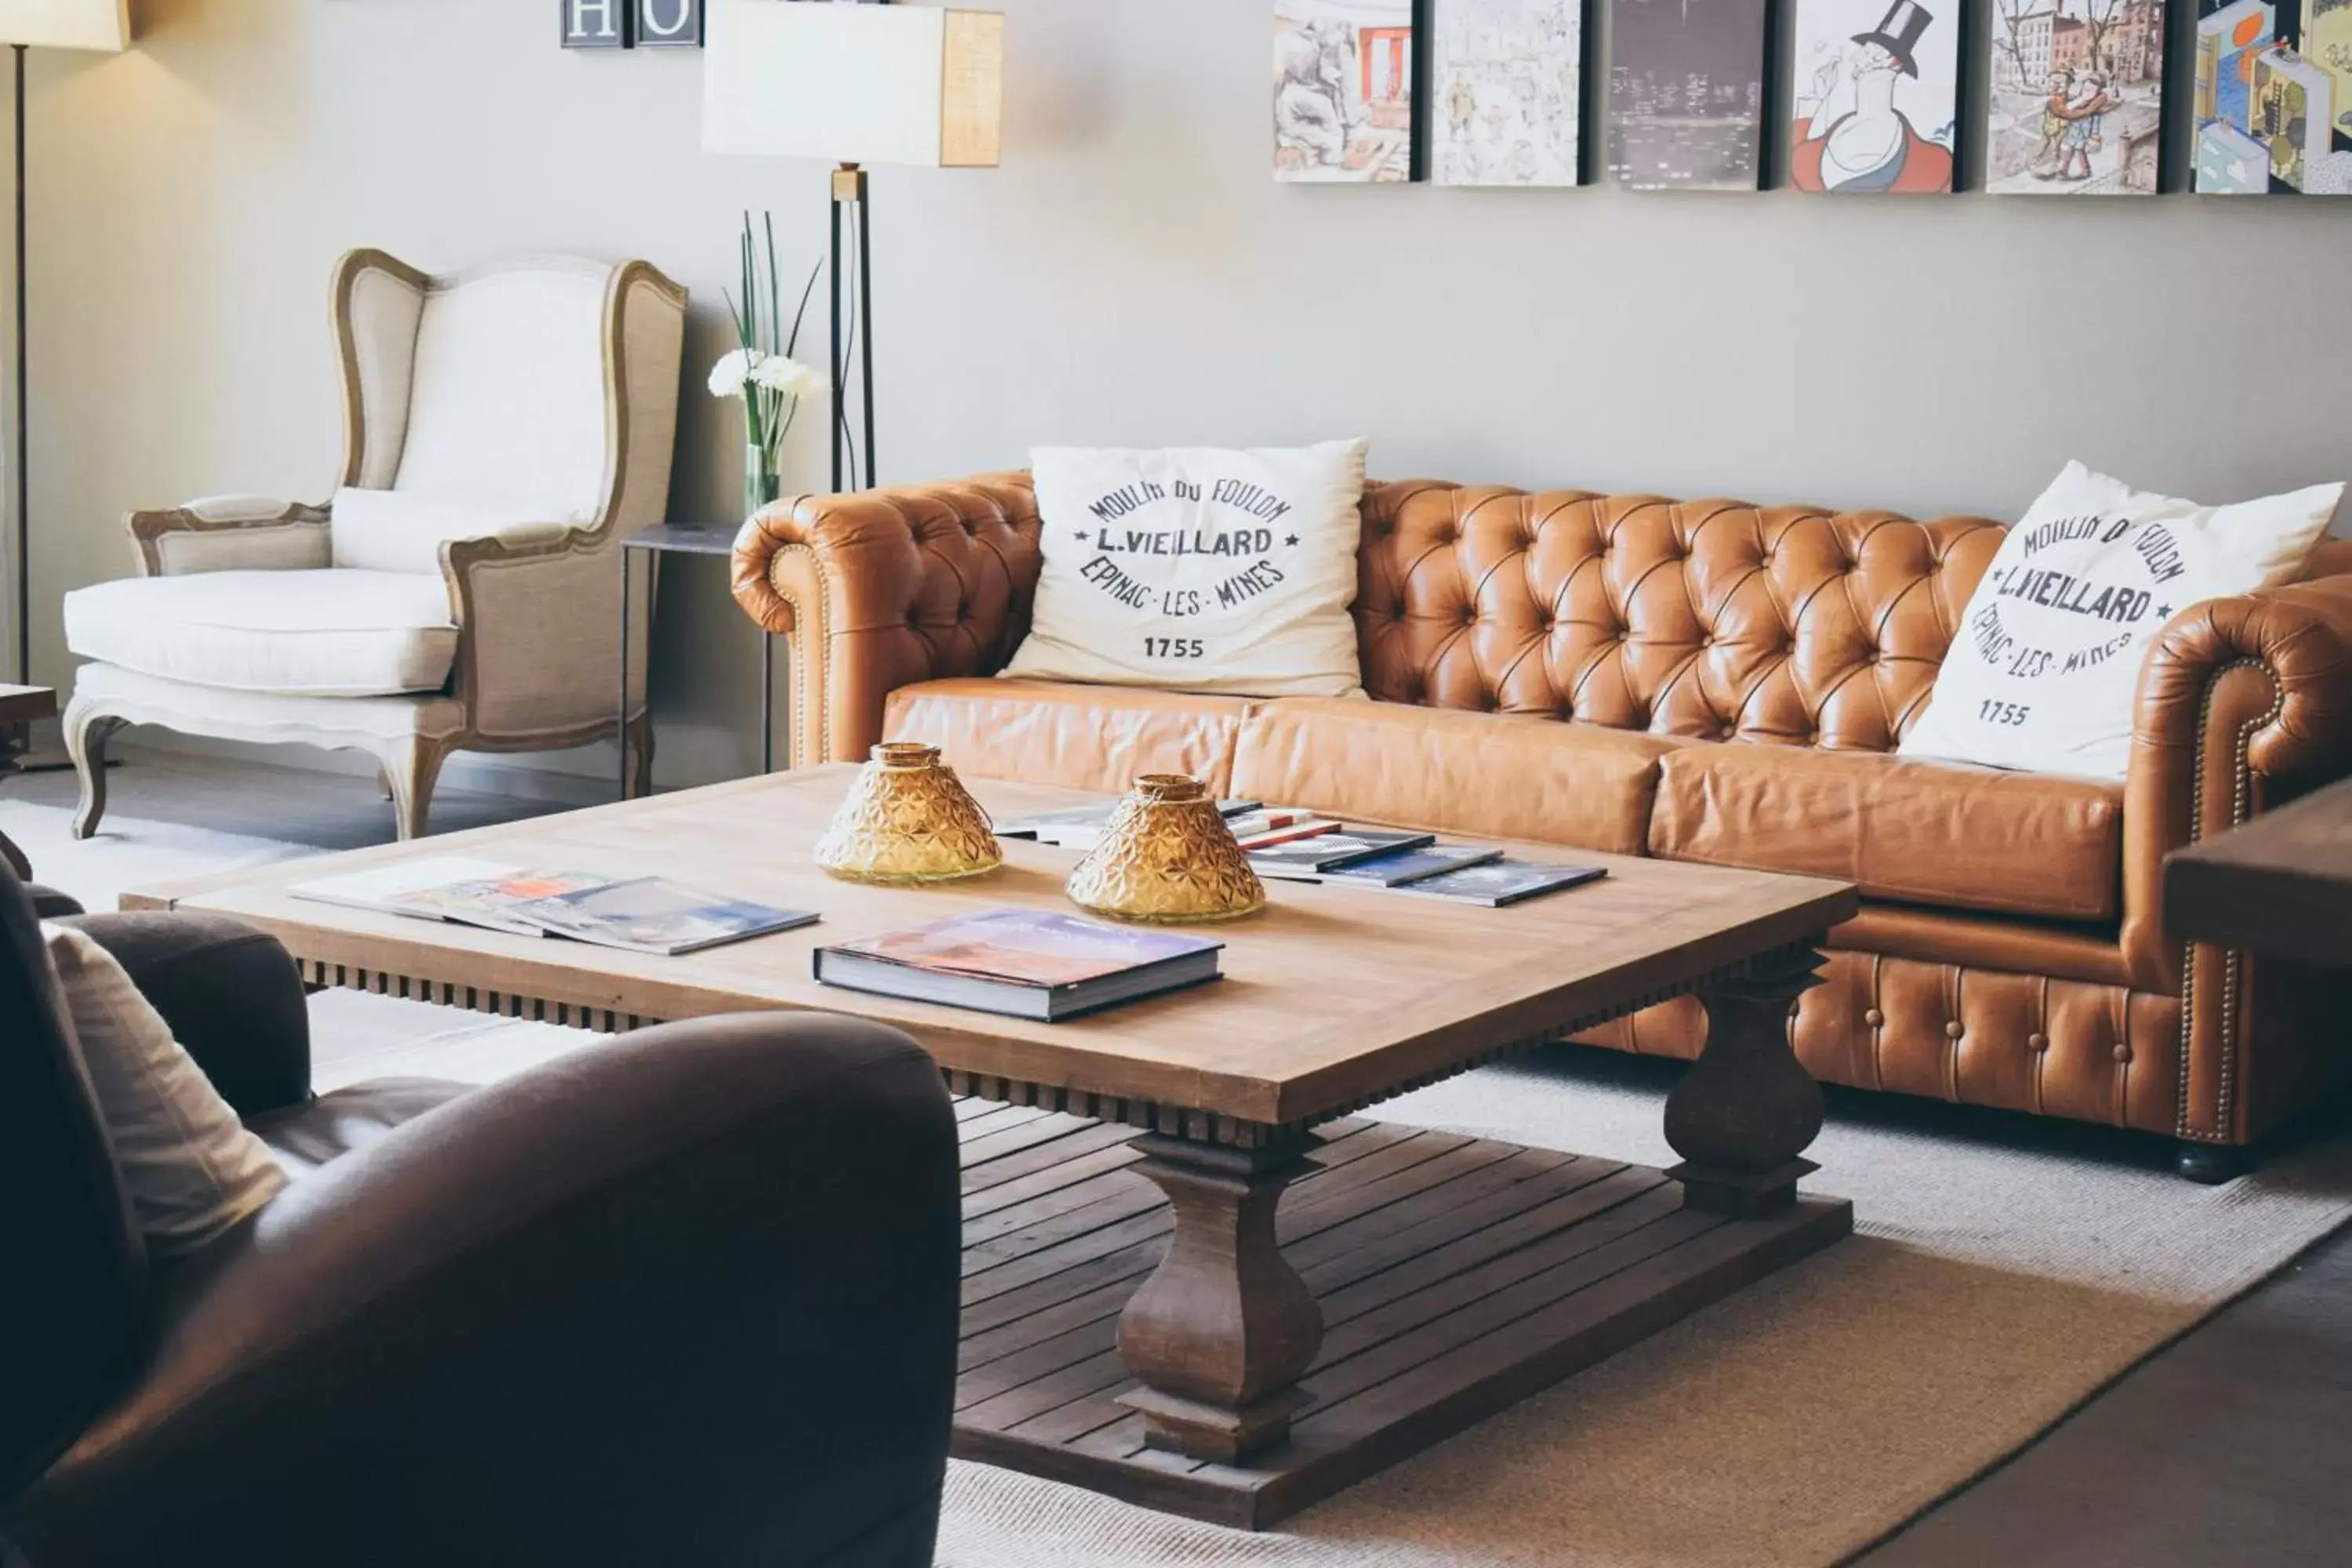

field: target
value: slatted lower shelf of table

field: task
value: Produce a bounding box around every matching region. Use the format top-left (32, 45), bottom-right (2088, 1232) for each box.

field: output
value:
top-left (949, 1096), bottom-right (1853, 1530)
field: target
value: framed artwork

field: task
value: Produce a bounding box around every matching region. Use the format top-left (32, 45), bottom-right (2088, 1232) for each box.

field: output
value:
top-left (637, 0), bottom-right (704, 48)
top-left (1274, 0), bottom-right (1418, 183)
top-left (2193, 0), bottom-right (2352, 192)
top-left (1789, 0), bottom-right (1958, 191)
top-left (561, 0), bottom-right (632, 49)
top-left (1606, 0), bottom-right (1771, 190)
top-left (1431, 0), bottom-right (1584, 186)
top-left (1987, 0), bottom-right (2165, 192)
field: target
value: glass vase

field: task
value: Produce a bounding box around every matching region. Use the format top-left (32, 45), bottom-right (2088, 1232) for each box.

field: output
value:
top-left (743, 441), bottom-right (781, 519)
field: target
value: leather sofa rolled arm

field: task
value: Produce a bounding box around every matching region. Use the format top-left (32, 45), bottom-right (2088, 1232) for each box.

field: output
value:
top-left (2118, 572), bottom-right (2352, 1147)
top-left (2123, 573), bottom-right (2352, 976)
top-left (2136, 575), bottom-right (2352, 784)
top-left (9, 1013), bottom-right (963, 1568)
top-left (732, 474), bottom-right (1041, 765)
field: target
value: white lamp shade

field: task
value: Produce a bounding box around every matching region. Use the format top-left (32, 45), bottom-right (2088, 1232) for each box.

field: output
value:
top-left (0, 0), bottom-right (128, 50)
top-left (703, 0), bottom-right (1002, 169)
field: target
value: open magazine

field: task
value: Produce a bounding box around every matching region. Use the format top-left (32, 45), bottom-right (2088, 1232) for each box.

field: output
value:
top-left (289, 858), bottom-right (815, 955)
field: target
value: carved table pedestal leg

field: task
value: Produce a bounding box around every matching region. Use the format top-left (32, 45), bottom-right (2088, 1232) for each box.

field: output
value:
top-left (1116, 1131), bottom-right (1323, 1462)
top-left (1667, 944), bottom-right (1831, 1218)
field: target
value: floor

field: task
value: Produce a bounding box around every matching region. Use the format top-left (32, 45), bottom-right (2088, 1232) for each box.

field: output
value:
top-left (14, 744), bottom-right (2352, 1567)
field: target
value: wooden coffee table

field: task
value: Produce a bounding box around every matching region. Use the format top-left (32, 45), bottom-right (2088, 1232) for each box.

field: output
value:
top-left (131, 767), bottom-right (1860, 1529)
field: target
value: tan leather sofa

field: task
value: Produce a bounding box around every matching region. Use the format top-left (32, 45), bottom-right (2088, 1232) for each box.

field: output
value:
top-left (735, 474), bottom-right (2352, 1180)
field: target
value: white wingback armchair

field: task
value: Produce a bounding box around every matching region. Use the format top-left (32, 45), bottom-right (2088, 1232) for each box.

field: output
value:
top-left (60, 250), bottom-right (687, 840)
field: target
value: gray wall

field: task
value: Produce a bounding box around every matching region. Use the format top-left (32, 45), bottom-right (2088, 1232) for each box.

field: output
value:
top-left (10, 0), bottom-right (2348, 792)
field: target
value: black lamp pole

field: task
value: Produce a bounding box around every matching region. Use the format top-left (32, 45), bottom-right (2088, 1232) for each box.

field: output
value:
top-left (828, 161), bottom-right (876, 495)
top-left (13, 41), bottom-right (27, 687)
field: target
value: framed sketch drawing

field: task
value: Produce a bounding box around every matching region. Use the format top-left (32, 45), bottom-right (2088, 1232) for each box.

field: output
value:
top-left (1431, 0), bottom-right (1584, 186)
top-left (2193, 0), bottom-right (2352, 192)
top-left (1275, 0), bottom-right (1418, 183)
top-left (1987, 0), bottom-right (2165, 192)
top-left (1790, 0), bottom-right (1959, 191)
top-left (1606, 0), bottom-right (1771, 189)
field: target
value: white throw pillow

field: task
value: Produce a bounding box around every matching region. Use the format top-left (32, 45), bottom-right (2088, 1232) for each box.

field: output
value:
top-left (1000, 440), bottom-right (1369, 698)
top-left (1900, 462), bottom-right (2343, 781)
top-left (331, 486), bottom-right (590, 575)
top-left (42, 924), bottom-right (289, 1257)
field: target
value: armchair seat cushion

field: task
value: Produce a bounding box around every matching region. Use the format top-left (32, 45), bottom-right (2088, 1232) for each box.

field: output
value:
top-left (249, 1079), bottom-right (471, 1178)
top-left (64, 569), bottom-right (459, 697)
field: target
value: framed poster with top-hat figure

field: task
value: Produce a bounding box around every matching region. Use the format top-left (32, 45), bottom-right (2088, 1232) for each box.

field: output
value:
top-left (1789, 0), bottom-right (1960, 191)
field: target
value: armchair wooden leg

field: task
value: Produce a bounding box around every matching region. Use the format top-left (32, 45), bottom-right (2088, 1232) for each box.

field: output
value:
top-left (66, 707), bottom-right (127, 841)
top-left (383, 738), bottom-right (450, 841)
top-left (622, 711), bottom-right (655, 800)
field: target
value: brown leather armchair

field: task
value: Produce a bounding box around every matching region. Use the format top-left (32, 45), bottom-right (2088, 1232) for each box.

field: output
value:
top-left (0, 862), bottom-right (960, 1568)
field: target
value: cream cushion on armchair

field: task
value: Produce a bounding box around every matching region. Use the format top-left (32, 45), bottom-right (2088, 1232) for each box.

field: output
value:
top-left (60, 250), bottom-right (687, 842)
top-left (64, 570), bottom-right (459, 697)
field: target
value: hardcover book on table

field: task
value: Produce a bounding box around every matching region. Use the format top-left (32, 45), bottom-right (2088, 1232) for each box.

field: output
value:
top-left (1247, 827), bottom-right (1439, 880)
top-left (1397, 859), bottom-right (1607, 906)
top-left (814, 908), bottom-right (1224, 1021)
top-left (997, 798), bottom-right (1262, 848)
top-left (1321, 843), bottom-right (1505, 887)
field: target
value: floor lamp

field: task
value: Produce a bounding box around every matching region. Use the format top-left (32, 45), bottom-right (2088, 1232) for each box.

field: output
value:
top-left (2, 2), bottom-right (124, 701)
top-left (703, 0), bottom-right (1002, 494)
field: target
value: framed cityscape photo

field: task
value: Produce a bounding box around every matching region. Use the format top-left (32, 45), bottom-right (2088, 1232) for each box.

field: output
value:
top-left (1606, 0), bottom-right (1771, 190)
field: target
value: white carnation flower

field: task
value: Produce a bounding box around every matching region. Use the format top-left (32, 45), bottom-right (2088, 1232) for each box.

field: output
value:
top-left (707, 348), bottom-right (753, 399)
top-left (750, 354), bottom-right (826, 397)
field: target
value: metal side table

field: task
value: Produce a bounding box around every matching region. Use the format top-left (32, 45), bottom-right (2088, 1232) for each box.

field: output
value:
top-left (619, 526), bottom-right (775, 800)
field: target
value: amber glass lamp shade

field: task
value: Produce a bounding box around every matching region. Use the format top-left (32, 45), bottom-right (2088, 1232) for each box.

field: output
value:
top-left (1066, 775), bottom-right (1265, 924)
top-left (814, 742), bottom-right (1002, 884)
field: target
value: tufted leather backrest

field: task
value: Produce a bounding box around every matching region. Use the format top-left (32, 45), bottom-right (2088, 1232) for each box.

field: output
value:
top-left (1356, 481), bottom-right (2008, 751)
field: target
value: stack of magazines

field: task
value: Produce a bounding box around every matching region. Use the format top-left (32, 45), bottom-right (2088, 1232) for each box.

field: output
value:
top-left (289, 857), bottom-right (818, 955)
top-left (1000, 794), bottom-right (1605, 908)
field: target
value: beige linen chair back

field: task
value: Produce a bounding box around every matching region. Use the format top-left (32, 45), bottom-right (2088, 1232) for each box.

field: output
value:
top-left (328, 252), bottom-right (685, 573)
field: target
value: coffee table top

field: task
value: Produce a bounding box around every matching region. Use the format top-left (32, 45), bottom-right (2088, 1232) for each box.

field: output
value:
top-left (129, 768), bottom-right (1857, 1133)
top-left (0, 684), bottom-right (56, 723)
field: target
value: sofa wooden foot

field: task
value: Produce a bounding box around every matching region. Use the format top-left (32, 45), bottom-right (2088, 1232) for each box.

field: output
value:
top-left (2175, 1142), bottom-right (2245, 1185)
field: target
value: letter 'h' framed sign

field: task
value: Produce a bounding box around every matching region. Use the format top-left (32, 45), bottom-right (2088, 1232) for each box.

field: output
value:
top-left (563, 0), bottom-right (706, 49)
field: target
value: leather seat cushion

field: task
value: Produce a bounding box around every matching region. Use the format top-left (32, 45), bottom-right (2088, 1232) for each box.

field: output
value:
top-left (1232, 698), bottom-right (1682, 855)
top-left (248, 1078), bottom-right (470, 1179)
top-left (883, 678), bottom-right (1255, 796)
top-left (64, 569), bottom-right (459, 697)
top-left (1650, 742), bottom-right (2123, 921)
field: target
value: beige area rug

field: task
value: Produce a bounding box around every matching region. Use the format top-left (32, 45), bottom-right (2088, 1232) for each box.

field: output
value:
top-left (16, 800), bottom-right (2352, 1566)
